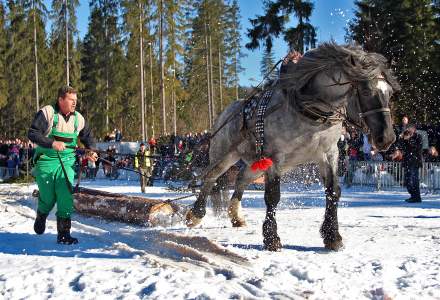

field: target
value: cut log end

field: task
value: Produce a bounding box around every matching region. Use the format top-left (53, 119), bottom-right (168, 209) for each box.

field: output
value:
top-left (148, 203), bottom-right (176, 227)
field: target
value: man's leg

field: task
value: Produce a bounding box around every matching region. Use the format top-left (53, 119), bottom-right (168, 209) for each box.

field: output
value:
top-left (411, 166), bottom-right (421, 201)
top-left (54, 166), bottom-right (78, 244)
top-left (34, 172), bottom-right (56, 234)
top-left (146, 167), bottom-right (153, 186)
top-left (404, 167), bottom-right (413, 199)
top-left (140, 168), bottom-right (146, 193)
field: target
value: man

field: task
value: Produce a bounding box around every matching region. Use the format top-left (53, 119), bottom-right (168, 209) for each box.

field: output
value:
top-left (28, 86), bottom-right (97, 244)
top-left (400, 116), bottom-right (409, 134)
top-left (279, 49), bottom-right (302, 75)
top-left (399, 124), bottom-right (423, 203)
top-left (134, 143), bottom-right (153, 192)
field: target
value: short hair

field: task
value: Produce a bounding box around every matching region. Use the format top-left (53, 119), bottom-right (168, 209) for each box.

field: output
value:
top-left (140, 143), bottom-right (145, 146)
top-left (58, 86), bottom-right (77, 99)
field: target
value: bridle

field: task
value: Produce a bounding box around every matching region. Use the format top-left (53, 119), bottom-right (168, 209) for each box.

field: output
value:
top-left (292, 73), bottom-right (392, 134)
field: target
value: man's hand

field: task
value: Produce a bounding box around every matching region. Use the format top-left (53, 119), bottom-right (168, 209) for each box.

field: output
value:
top-left (86, 151), bottom-right (98, 162)
top-left (52, 141), bottom-right (66, 151)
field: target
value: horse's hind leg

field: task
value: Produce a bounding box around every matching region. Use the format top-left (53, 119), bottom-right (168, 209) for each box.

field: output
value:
top-left (186, 153), bottom-right (238, 227)
top-left (263, 172), bottom-right (282, 251)
top-left (318, 149), bottom-right (343, 251)
top-left (211, 172), bottom-right (229, 216)
top-left (228, 166), bottom-right (263, 227)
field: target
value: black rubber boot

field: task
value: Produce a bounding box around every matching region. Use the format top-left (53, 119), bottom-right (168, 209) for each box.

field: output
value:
top-left (57, 217), bottom-right (78, 245)
top-left (34, 210), bottom-right (48, 235)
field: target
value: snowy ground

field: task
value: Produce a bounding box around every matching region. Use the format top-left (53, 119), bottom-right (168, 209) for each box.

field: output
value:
top-left (1, 180), bottom-right (439, 300)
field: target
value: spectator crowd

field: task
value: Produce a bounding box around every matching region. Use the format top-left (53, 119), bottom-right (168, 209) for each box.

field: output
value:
top-left (0, 138), bottom-right (34, 179)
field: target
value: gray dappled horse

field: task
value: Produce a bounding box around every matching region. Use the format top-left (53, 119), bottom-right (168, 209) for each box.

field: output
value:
top-left (186, 43), bottom-right (400, 251)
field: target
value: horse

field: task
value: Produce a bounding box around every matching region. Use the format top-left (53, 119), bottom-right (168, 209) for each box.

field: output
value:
top-left (185, 42), bottom-right (400, 251)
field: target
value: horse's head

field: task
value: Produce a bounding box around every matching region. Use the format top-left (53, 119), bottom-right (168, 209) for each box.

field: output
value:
top-left (282, 43), bottom-right (400, 151)
top-left (352, 74), bottom-right (398, 151)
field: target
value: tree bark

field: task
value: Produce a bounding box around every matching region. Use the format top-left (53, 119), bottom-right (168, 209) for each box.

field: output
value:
top-left (73, 187), bottom-right (182, 226)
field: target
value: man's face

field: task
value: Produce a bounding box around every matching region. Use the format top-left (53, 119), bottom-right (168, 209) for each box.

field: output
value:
top-left (402, 117), bottom-right (409, 125)
top-left (58, 92), bottom-right (77, 115)
top-left (140, 145), bottom-right (145, 152)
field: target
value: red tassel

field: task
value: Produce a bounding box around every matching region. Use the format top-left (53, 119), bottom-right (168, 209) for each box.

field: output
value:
top-left (250, 157), bottom-right (273, 172)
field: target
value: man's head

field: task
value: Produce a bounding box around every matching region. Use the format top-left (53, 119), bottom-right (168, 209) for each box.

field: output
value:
top-left (402, 116), bottom-right (409, 126)
top-left (140, 143), bottom-right (145, 151)
top-left (57, 86), bottom-right (77, 115)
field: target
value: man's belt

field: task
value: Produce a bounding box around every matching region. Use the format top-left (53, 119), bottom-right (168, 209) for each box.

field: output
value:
top-left (53, 135), bottom-right (74, 143)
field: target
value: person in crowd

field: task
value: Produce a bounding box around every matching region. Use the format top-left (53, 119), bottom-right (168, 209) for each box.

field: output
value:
top-left (103, 146), bottom-right (116, 177)
top-left (6, 155), bottom-right (17, 177)
top-left (425, 146), bottom-right (439, 163)
top-left (28, 85), bottom-right (97, 245)
top-left (280, 49), bottom-right (303, 75)
top-left (400, 116), bottom-right (409, 134)
top-left (399, 123), bottom-right (423, 203)
top-left (390, 149), bottom-right (403, 162)
top-left (362, 133), bottom-right (372, 160)
top-left (115, 129), bottom-right (122, 142)
top-left (148, 136), bottom-right (157, 154)
top-left (370, 146), bottom-right (383, 161)
top-left (337, 126), bottom-right (349, 177)
top-left (345, 129), bottom-right (363, 187)
top-left (87, 155), bottom-right (96, 180)
top-left (134, 143), bottom-right (153, 192)
top-left (416, 125), bottom-right (430, 156)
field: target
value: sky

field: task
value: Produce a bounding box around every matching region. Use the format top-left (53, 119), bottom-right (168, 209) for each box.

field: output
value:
top-left (43, 0), bottom-right (355, 87)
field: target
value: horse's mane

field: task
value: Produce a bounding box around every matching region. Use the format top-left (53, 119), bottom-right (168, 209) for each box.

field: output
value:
top-left (280, 42), bottom-right (400, 92)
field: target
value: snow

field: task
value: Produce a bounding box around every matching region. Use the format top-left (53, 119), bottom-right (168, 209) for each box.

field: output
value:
top-left (1, 180), bottom-right (440, 299)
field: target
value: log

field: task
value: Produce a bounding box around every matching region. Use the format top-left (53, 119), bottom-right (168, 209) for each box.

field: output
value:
top-left (32, 188), bottom-right (185, 226)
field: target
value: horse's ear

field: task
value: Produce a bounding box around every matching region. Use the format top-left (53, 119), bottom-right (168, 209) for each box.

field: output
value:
top-left (350, 55), bottom-right (357, 66)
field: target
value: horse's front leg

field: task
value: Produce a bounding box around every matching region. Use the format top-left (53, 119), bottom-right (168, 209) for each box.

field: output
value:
top-left (319, 150), bottom-right (343, 251)
top-left (186, 155), bottom-right (237, 227)
top-left (263, 173), bottom-right (282, 251)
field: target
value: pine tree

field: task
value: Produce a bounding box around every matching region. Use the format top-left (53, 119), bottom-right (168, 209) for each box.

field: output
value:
top-left (164, 0), bottom-right (187, 135)
top-left (47, 0), bottom-right (81, 102)
top-left (260, 47), bottom-right (276, 80)
top-left (81, 0), bottom-right (125, 137)
top-left (246, 0), bottom-right (316, 54)
top-left (348, 0), bottom-right (440, 123)
top-left (0, 1), bottom-right (8, 111)
top-left (121, 0), bottom-right (158, 140)
top-left (223, 0), bottom-right (244, 101)
top-left (183, 0), bottom-right (229, 131)
top-left (24, 0), bottom-right (49, 110)
top-left (2, 0), bottom-right (48, 136)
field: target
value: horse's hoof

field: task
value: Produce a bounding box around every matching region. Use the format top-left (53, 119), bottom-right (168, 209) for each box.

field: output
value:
top-left (324, 238), bottom-right (344, 251)
top-left (185, 209), bottom-right (203, 228)
top-left (263, 238), bottom-right (282, 252)
top-left (231, 217), bottom-right (246, 227)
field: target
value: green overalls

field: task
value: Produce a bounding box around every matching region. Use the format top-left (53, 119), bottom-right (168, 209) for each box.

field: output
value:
top-left (33, 107), bottom-right (79, 219)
